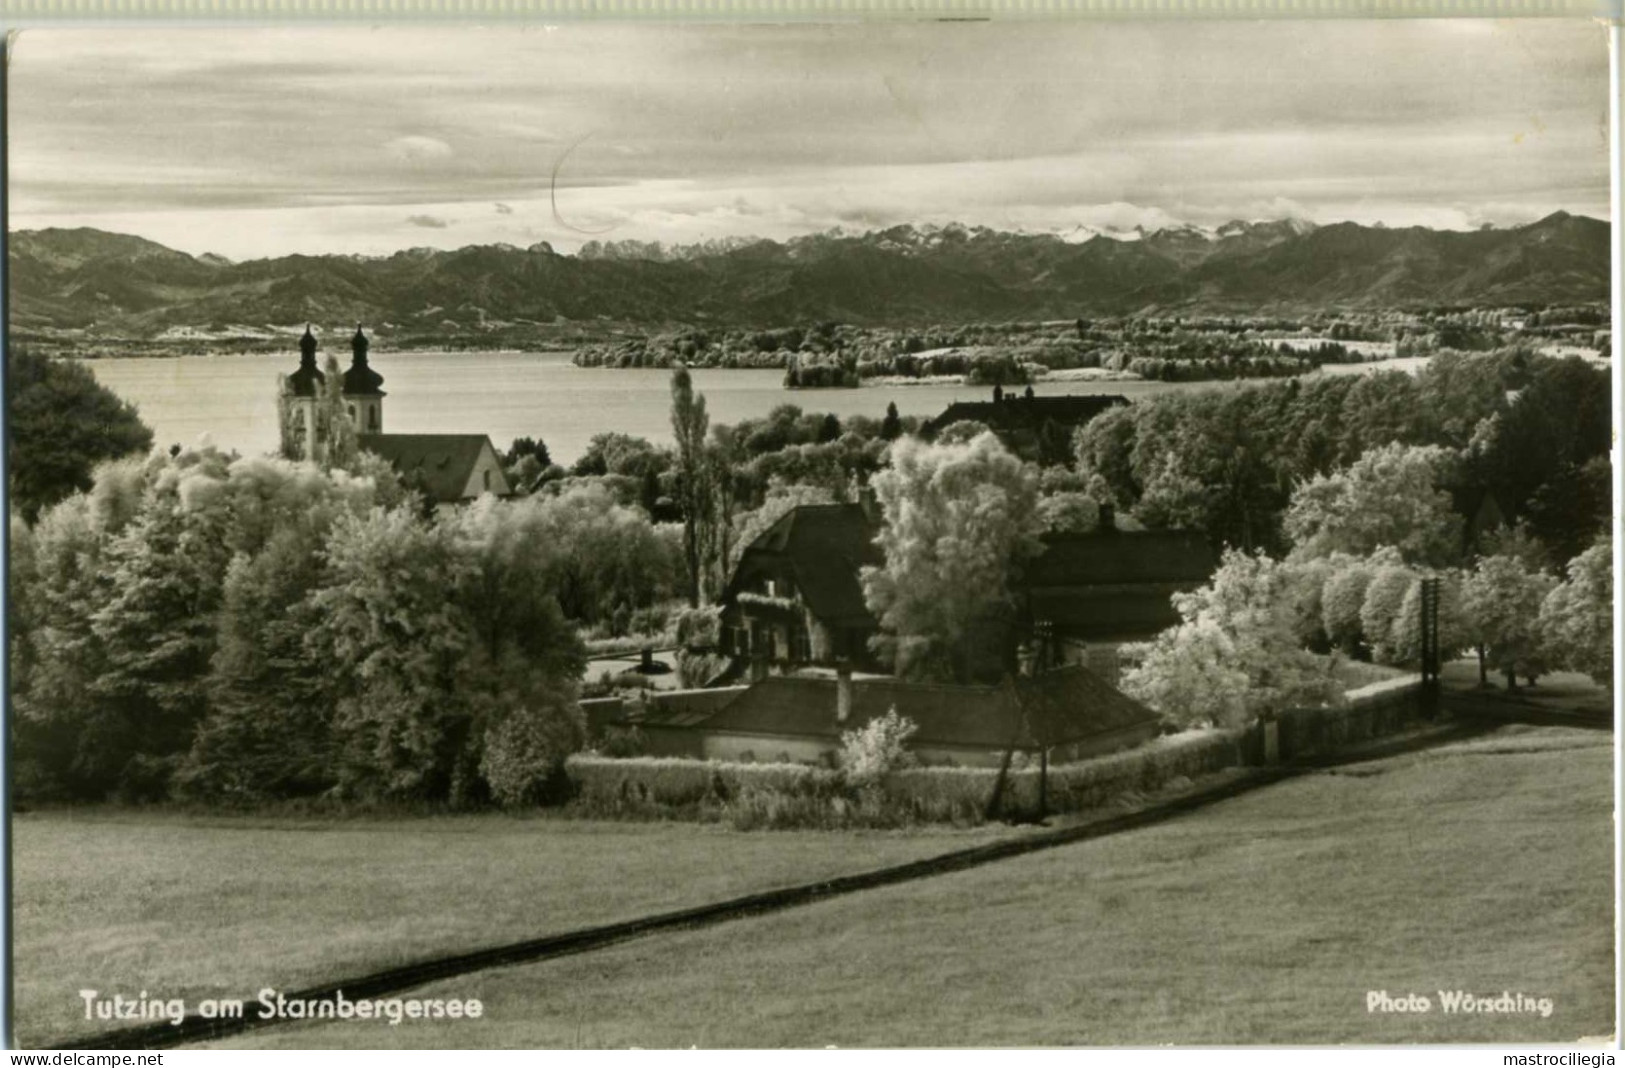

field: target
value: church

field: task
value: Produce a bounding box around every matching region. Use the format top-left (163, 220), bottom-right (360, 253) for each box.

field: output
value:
top-left (281, 325), bottom-right (512, 506)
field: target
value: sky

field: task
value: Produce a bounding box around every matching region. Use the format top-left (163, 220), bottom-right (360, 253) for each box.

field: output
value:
top-left (6, 20), bottom-right (1611, 260)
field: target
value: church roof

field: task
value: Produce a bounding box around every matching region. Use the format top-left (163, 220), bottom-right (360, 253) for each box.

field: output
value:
top-left (343, 325), bottom-right (385, 396)
top-left (286, 362), bottom-right (325, 397)
top-left (358, 433), bottom-right (507, 504)
top-left (287, 325), bottom-right (325, 396)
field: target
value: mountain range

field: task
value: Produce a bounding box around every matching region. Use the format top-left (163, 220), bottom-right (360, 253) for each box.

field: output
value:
top-left (8, 213), bottom-right (1609, 342)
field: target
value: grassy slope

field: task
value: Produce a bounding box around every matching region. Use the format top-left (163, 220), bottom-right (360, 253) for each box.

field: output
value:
top-left (218, 726), bottom-right (1614, 1048)
top-left (12, 812), bottom-right (1009, 1048)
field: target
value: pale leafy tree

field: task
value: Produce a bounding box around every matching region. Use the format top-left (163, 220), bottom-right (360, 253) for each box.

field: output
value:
top-left (935, 419), bottom-right (991, 446)
top-left (318, 355), bottom-right (361, 471)
top-left (1282, 554), bottom-right (1345, 650)
top-left (1460, 552), bottom-right (1559, 689)
top-left (493, 482), bottom-right (682, 627)
top-left (307, 507), bottom-right (478, 799)
top-left (1284, 443), bottom-right (1461, 567)
top-left (1132, 451), bottom-right (1207, 532)
top-left (1388, 569), bottom-right (1469, 667)
top-left (1037, 491), bottom-right (1100, 534)
top-left (450, 498), bottom-right (587, 806)
top-left (1121, 549), bottom-right (1340, 729)
top-left (1536, 541), bottom-right (1612, 688)
top-left (1319, 552), bottom-right (1383, 655)
top-left (861, 432), bottom-right (1042, 682)
top-left (1359, 558), bottom-right (1419, 665)
top-left (839, 706), bottom-right (919, 789)
top-left (83, 455), bottom-right (237, 798)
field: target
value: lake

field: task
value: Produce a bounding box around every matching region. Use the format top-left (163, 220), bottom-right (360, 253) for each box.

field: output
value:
top-left (80, 350), bottom-right (1237, 465)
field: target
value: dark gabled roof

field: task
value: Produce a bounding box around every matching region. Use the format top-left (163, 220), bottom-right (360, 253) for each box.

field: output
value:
top-left (924, 394), bottom-right (1128, 435)
top-left (358, 433), bottom-right (504, 503)
top-left (1022, 529), bottom-right (1216, 587)
top-left (1025, 587), bottom-right (1188, 641)
top-left (729, 503), bottom-right (882, 624)
top-left (1019, 529), bottom-right (1216, 640)
top-left (696, 666), bottom-right (1158, 751)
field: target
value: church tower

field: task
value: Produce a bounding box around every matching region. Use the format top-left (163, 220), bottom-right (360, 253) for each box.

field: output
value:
top-left (341, 323), bottom-right (385, 434)
top-left (283, 324), bottom-right (327, 461)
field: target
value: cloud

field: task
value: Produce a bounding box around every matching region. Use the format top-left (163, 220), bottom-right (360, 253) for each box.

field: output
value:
top-left (384, 135), bottom-right (454, 162)
top-left (7, 23), bottom-right (1606, 258)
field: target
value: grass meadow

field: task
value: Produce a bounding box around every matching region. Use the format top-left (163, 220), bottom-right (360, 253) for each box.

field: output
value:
top-left (11, 812), bottom-right (1012, 1048)
top-left (202, 725), bottom-right (1613, 1048)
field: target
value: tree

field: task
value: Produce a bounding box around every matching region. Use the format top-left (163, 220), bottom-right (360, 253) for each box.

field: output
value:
top-left (880, 402), bottom-right (903, 441)
top-left (1037, 491), bottom-right (1100, 534)
top-left (317, 356), bottom-right (359, 470)
top-left (1388, 569), bottom-right (1469, 668)
top-left (1120, 549), bottom-right (1339, 728)
top-left (306, 507), bottom-right (477, 800)
top-left (8, 345), bottom-right (153, 521)
top-left (670, 367), bottom-right (712, 606)
top-left (1537, 541), bottom-right (1612, 688)
top-left (1460, 553), bottom-right (1558, 689)
top-left (505, 436), bottom-right (552, 470)
top-left (1284, 443), bottom-right (1460, 567)
top-left (1358, 558), bottom-right (1418, 665)
top-left (861, 432), bottom-right (1042, 683)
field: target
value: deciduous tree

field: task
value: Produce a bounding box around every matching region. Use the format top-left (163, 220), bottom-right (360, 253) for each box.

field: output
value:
top-left (861, 433), bottom-right (1042, 682)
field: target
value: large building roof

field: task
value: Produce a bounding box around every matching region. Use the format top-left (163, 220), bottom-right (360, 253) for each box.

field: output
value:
top-left (1021, 529), bottom-right (1216, 640)
top-left (1023, 529), bottom-right (1215, 587)
top-left (358, 433), bottom-right (504, 504)
top-left (923, 393), bottom-right (1128, 435)
top-left (728, 503), bottom-right (883, 624)
top-left (697, 666), bottom-right (1160, 751)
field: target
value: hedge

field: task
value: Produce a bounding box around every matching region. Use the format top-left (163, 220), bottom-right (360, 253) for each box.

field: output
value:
top-left (565, 729), bottom-right (1243, 827)
top-left (563, 684), bottom-right (1422, 828)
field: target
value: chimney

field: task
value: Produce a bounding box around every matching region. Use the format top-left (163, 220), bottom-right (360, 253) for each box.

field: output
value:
top-left (640, 647), bottom-right (654, 673)
top-left (1098, 501), bottom-right (1115, 531)
top-left (835, 664), bottom-right (853, 724)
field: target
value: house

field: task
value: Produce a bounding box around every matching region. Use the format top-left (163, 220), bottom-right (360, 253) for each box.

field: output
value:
top-left (922, 391), bottom-right (1128, 436)
top-left (279, 325), bottom-right (511, 506)
top-left (717, 497), bottom-right (886, 671)
top-left (715, 498), bottom-right (1215, 682)
top-left (1021, 507), bottom-right (1216, 681)
top-left (922, 389), bottom-right (1128, 460)
top-left (624, 665), bottom-right (1162, 767)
